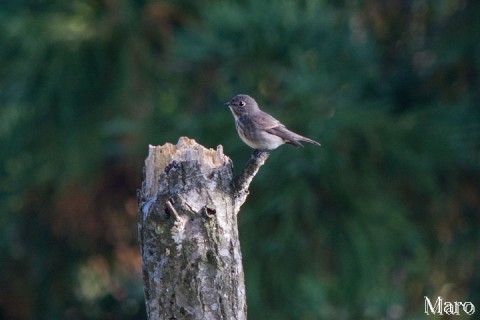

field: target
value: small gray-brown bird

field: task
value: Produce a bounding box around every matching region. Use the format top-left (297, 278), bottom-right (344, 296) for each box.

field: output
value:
top-left (225, 94), bottom-right (320, 150)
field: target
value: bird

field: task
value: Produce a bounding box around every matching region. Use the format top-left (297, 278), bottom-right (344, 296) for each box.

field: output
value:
top-left (225, 94), bottom-right (320, 150)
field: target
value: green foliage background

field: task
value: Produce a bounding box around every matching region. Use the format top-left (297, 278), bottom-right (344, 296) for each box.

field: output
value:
top-left (1, 0), bottom-right (479, 319)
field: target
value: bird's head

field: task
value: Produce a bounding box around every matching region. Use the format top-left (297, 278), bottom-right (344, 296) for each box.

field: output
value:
top-left (224, 94), bottom-right (259, 118)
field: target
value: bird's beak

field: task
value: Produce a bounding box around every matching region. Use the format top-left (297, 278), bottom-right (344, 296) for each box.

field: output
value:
top-left (224, 101), bottom-right (231, 107)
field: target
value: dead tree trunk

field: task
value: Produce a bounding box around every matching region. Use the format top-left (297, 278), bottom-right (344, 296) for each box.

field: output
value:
top-left (137, 137), bottom-right (269, 320)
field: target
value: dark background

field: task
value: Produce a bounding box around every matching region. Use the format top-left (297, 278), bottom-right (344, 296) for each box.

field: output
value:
top-left (1, 0), bottom-right (479, 319)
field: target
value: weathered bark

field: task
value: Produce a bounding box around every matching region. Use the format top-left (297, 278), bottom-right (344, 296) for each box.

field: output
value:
top-left (137, 137), bottom-right (268, 320)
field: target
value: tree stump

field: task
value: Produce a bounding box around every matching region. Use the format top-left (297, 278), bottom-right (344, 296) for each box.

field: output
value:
top-left (137, 137), bottom-right (269, 320)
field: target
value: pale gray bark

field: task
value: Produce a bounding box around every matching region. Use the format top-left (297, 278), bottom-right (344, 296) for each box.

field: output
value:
top-left (137, 137), bottom-right (268, 320)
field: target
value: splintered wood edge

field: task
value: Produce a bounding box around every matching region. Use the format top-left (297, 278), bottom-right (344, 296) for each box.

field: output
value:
top-left (144, 136), bottom-right (231, 197)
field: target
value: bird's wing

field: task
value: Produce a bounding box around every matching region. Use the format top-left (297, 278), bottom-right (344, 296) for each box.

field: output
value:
top-left (250, 110), bottom-right (281, 129)
top-left (252, 110), bottom-right (321, 147)
top-left (250, 110), bottom-right (303, 147)
top-left (264, 126), bottom-right (304, 147)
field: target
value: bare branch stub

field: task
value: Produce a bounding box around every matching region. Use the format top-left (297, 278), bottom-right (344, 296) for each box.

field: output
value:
top-left (232, 150), bottom-right (270, 211)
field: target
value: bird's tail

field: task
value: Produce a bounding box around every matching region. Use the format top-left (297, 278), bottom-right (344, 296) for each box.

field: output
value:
top-left (286, 129), bottom-right (320, 147)
top-left (296, 134), bottom-right (321, 146)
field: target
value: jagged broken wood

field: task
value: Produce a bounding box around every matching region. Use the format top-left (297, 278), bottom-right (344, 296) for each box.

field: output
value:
top-left (137, 137), bottom-right (269, 320)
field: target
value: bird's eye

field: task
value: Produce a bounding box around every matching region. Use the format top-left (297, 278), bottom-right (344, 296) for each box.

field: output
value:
top-left (239, 101), bottom-right (246, 107)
